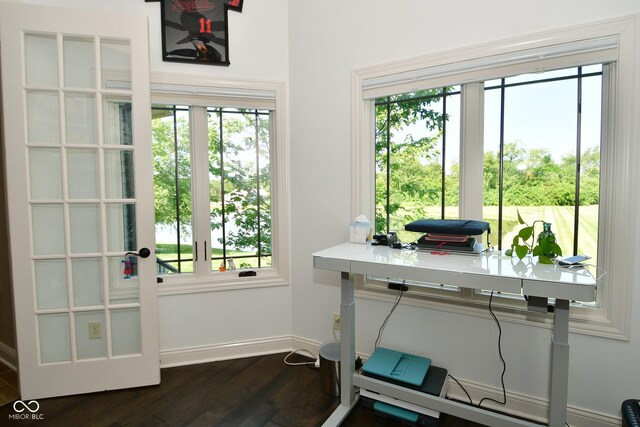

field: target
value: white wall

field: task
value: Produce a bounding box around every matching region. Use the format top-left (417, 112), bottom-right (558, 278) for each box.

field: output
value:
top-left (3, 0), bottom-right (640, 422)
top-left (0, 0), bottom-right (292, 358)
top-left (289, 0), bottom-right (640, 423)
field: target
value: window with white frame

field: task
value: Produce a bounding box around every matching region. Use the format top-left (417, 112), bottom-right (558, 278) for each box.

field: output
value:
top-left (352, 18), bottom-right (639, 339)
top-left (150, 76), bottom-right (289, 293)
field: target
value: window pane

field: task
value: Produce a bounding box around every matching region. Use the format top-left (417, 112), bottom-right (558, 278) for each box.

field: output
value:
top-left (208, 108), bottom-right (272, 271)
top-left (152, 105), bottom-right (193, 274)
top-left (482, 66), bottom-right (601, 267)
top-left (374, 87), bottom-right (459, 244)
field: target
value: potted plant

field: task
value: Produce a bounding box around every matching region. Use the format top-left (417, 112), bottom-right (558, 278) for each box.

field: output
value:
top-left (504, 211), bottom-right (563, 264)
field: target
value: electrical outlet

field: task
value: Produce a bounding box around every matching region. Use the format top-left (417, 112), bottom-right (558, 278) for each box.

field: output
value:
top-left (88, 321), bottom-right (102, 339)
top-left (333, 313), bottom-right (341, 331)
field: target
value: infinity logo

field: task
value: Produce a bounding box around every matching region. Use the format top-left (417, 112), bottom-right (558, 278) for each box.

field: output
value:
top-left (13, 400), bottom-right (40, 413)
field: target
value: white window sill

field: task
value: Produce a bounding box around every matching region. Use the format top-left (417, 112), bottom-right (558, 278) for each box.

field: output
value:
top-left (157, 268), bottom-right (289, 296)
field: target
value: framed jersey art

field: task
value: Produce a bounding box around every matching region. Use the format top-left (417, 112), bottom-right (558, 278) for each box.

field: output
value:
top-left (146, 0), bottom-right (244, 66)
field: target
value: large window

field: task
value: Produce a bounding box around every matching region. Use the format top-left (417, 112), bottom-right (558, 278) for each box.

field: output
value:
top-left (152, 105), bottom-right (272, 274)
top-left (150, 77), bottom-right (289, 292)
top-left (374, 66), bottom-right (603, 303)
top-left (353, 19), bottom-right (639, 339)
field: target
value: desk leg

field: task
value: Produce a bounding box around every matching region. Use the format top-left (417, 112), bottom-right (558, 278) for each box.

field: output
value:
top-left (322, 272), bottom-right (358, 427)
top-left (340, 271), bottom-right (356, 406)
top-left (549, 299), bottom-right (570, 427)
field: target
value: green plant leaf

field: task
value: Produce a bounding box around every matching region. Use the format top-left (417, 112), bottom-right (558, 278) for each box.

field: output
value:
top-left (505, 248), bottom-right (513, 256)
top-left (518, 226), bottom-right (533, 241)
top-left (538, 239), bottom-right (551, 253)
top-left (517, 210), bottom-right (525, 225)
top-left (515, 245), bottom-right (528, 259)
top-left (538, 255), bottom-right (553, 264)
top-left (512, 235), bottom-right (520, 246)
top-left (532, 245), bottom-right (543, 256)
top-left (550, 243), bottom-right (563, 256)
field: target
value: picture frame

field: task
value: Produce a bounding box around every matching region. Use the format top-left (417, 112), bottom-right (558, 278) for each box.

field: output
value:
top-left (145, 0), bottom-right (244, 66)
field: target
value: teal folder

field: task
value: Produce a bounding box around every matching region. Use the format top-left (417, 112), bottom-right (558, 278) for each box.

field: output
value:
top-left (373, 401), bottom-right (420, 422)
top-left (362, 347), bottom-right (430, 387)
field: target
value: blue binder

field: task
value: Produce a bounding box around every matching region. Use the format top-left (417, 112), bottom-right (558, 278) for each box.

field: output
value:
top-left (373, 401), bottom-right (420, 422)
top-left (362, 347), bottom-right (430, 387)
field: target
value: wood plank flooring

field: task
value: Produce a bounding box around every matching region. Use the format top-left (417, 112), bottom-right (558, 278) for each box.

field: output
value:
top-left (0, 360), bottom-right (19, 408)
top-left (0, 353), bottom-right (485, 426)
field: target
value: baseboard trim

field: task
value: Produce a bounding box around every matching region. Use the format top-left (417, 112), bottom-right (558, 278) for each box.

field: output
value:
top-left (447, 376), bottom-right (621, 427)
top-left (0, 341), bottom-right (17, 370)
top-left (160, 335), bottom-right (325, 368)
top-left (159, 336), bottom-right (621, 426)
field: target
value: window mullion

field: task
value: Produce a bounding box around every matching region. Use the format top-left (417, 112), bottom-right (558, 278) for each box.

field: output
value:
top-left (190, 106), bottom-right (211, 276)
top-left (459, 82), bottom-right (485, 221)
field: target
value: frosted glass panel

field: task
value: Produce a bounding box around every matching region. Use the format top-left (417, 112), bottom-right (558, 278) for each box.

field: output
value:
top-left (38, 313), bottom-right (71, 363)
top-left (63, 36), bottom-right (95, 89)
top-left (75, 311), bottom-right (106, 360)
top-left (101, 39), bottom-right (131, 90)
top-left (72, 258), bottom-right (103, 307)
top-left (29, 148), bottom-right (62, 200)
top-left (104, 150), bottom-right (135, 199)
top-left (108, 256), bottom-right (139, 305)
top-left (27, 91), bottom-right (60, 145)
top-left (34, 259), bottom-right (68, 310)
top-left (103, 96), bottom-right (133, 145)
top-left (67, 148), bottom-right (98, 199)
top-left (111, 308), bottom-right (141, 356)
top-left (32, 204), bottom-right (65, 255)
top-left (106, 204), bottom-right (136, 252)
top-left (65, 94), bottom-right (96, 145)
top-left (69, 204), bottom-right (101, 254)
top-left (25, 33), bottom-right (58, 87)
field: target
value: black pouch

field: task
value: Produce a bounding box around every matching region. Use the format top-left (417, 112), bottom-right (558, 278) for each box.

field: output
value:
top-left (404, 219), bottom-right (490, 236)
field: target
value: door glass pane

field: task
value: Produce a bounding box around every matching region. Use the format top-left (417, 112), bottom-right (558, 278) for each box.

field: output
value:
top-left (104, 150), bottom-right (135, 199)
top-left (111, 308), bottom-right (141, 356)
top-left (38, 313), bottom-right (71, 363)
top-left (25, 33), bottom-right (58, 87)
top-left (67, 148), bottom-right (98, 199)
top-left (103, 96), bottom-right (133, 145)
top-left (32, 204), bottom-right (64, 255)
top-left (106, 204), bottom-right (136, 252)
top-left (69, 204), bottom-right (101, 254)
top-left (108, 256), bottom-right (139, 305)
top-left (72, 258), bottom-right (103, 307)
top-left (101, 39), bottom-right (131, 90)
top-left (65, 94), bottom-right (97, 145)
top-left (27, 91), bottom-right (60, 145)
top-left (63, 36), bottom-right (95, 89)
top-left (34, 259), bottom-right (68, 310)
top-left (29, 148), bottom-right (62, 199)
top-left (75, 311), bottom-right (106, 360)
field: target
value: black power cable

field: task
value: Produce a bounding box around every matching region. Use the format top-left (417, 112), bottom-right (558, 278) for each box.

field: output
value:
top-left (478, 290), bottom-right (507, 407)
top-left (374, 284), bottom-right (405, 349)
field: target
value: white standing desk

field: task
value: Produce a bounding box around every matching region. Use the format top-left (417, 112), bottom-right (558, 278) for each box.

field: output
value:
top-left (313, 242), bottom-right (597, 427)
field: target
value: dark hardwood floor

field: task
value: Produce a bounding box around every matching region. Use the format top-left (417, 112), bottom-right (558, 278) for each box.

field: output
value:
top-left (0, 353), bottom-right (485, 426)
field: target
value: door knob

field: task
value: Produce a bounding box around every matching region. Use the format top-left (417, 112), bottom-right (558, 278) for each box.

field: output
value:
top-left (125, 247), bottom-right (151, 258)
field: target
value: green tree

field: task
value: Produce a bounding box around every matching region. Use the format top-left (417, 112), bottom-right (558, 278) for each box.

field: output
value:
top-left (152, 109), bottom-right (192, 234)
top-left (375, 90), bottom-right (447, 232)
top-left (209, 111), bottom-right (271, 255)
top-left (151, 107), bottom-right (272, 262)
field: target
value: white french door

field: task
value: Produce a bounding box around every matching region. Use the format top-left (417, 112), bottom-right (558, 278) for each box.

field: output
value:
top-left (0, 3), bottom-right (159, 399)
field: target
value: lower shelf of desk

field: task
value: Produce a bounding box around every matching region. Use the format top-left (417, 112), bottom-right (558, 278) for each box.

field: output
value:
top-left (353, 374), bottom-right (541, 427)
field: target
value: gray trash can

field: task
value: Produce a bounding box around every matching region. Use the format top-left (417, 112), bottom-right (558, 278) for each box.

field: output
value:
top-left (319, 342), bottom-right (341, 397)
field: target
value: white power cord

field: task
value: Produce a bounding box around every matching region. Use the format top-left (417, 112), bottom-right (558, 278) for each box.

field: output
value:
top-left (283, 349), bottom-right (318, 366)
